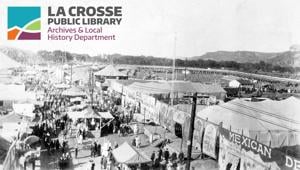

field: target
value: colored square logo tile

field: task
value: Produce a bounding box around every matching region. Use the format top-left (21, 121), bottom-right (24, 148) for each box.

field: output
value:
top-left (8, 7), bottom-right (41, 40)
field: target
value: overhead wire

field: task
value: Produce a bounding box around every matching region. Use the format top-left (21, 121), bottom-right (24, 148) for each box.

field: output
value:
top-left (230, 101), bottom-right (300, 124)
top-left (218, 104), bottom-right (299, 132)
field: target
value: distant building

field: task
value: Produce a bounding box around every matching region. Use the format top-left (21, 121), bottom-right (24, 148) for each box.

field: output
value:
top-left (94, 65), bottom-right (128, 84)
top-left (238, 79), bottom-right (254, 90)
top-left (221, 75), bottom-right (254, 89)
top-left (221, 75), bottom-right (241, 88)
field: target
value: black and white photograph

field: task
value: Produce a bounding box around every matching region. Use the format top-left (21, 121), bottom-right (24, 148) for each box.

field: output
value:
top-left (0, 0), bottom-right (300, 169)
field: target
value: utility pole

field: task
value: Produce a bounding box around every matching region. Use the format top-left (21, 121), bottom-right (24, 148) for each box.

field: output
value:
top-left (171, 33), bottom-right (177, 106)
top-left (91, 71), bottom-right (94, 107)
top-left (88, 69), bottom-right (94, 107)
top-left (185, 92), bottom-right (197, 170)
top-left (70, 63), bottom-right (73, 87)
top-left (184, 57), bottom-right (187, 81)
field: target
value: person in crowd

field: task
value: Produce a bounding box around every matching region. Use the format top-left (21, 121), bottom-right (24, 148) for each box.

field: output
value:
top-left (93, 141), bottom-right (98, 157)
top-left (164, 148), bottom-right (170, 162)
top-left (178, 152), bottom-right (184, 163)
top-left (171, 152), bottom-right (177, 163)
top-left (154, 158), bottom-right (160, 168)
top-left (90, 144), bottom-right (94, 157)
top-left (158, 148), bottom-right (162, 161)
top-left (90, 160), bottom-right (95, 170)
top-left (151, 151), bottom-right (156, 163)
top-left (56, 139), bottom-right (60, 151)
top-left (100, 156), bottom-right (104, 169)
top-left (103, 157), bottom-right (107, 169)
top-left (132, 137), bottom-right (136, 147)
top-left (97, 143), bottom-right (101, 156)
top-left (24, 160), bottom-right (27, 170)
top-left (75, 147), bottom-right (78, 159)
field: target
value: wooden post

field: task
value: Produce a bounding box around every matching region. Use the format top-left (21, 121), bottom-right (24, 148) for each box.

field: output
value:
top-left (185, 93), bottom-right (197, 170)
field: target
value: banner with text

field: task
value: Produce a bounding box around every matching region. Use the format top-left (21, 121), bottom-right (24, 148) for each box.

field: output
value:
top-left (219, 128), bottom-right (300, 170)
top-left (203, 123), bottom-right (218, 159)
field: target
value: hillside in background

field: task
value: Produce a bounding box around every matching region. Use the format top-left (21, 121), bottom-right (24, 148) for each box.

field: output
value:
top-left (190, 51), bottom-right (279, 63)
top-left (268, 51), bottom-right (300, 67)
top-left (191, 50), bottom-right (300, 67)
top-left (0, 46), bottom-right (298, 77)
top-left (0, 46), bottom-right (41, 64)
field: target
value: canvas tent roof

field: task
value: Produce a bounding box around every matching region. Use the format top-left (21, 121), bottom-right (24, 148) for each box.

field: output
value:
top-left (112, 142), bottom-right (151, 164)
top-left (83, 107), bottom-right (101, 118)
top-left (196, 97), bottom-right (300, 146)
top-left (0, 73), bottom-right (22, 85)
top-left (54, 83), bottom-right (70, 89)
top-left (71, 65), bottom-right (90, 83)
top-left (94, 65), bottom-right (127, 77)
top-left (67, 111), bottom-right (84, 120)
top-left (62, 86), bottom-right (86, 97)
top-left (126, 81), bottom-right (225, 94)
top-left (0, 112), bottom-right (34, 126)
top-left (128, 82), bottom-right (170, 94)
top-left (99, 111), bottom-right (114, 119)
top-left (13, 103), bottom-right (35, 118)
top-left (0, 135), bottom-right (11, 164)
top-left (169, 81), bottom-right (226, 94)
top-left (0, 136), bottom-right (10, 151)
top-left (0, 52), bottom-right (21, 70)
top-left (0, 84), bottom-right (36, 101)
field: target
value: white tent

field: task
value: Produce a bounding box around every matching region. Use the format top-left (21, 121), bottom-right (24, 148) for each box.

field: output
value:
top-left (94, 65), bottom-right (128, 77)
top-left (67, 107), bottom-right (101, 120)
top-left (13, 103), bottom-right (35, 118)
top-left (62, 86), bottom-right (86, 97)
top-left (196, 97), bottom-right (300, 147)
top-left (70, 97), bottom-right (83, 103)
top-left (0, 113), bottom-right (30, 142)
top-left (112, 142), bottom-right (151, 164)
top-left (67, 111), bottom-right (84, 120)
top-left (0, 84), bottom-right (36, 101)
top-left (98, 111), bottom-right (114, 119)
top-left (228, 80), bottom-right (241, 88)
top-left (0, 52), bottom-right (21, 70)
top-left (54, 83), bottom-right (70, 89)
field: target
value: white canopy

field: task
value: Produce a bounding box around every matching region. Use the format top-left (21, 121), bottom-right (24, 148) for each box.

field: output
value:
top-left (0, 52), bottom-right (21, 70)
top-left (68, 104), bottom-right (87, 111)
top-left (62, 86), bottom-right (86, 97)
top-left (0, 84), bottom-right (36, 101)
top-left (94, 65), bottom-right (127, 77)
top-left (196, 96), bottom-right (300, 147)
top-left (112, 142), bottom-right (151, 164)
top-left (13, 103), bottom-right (35, 118)
top-left (70, 97), bottom-right (83, 103)
top-left (67, 107), bottom-right (101, 120)
top-left (67, 111), bottom-right (84, 120)
top-left (98, 112), bottom-right (114, 119)
top-left (54, 83), bottom-right (70, 89)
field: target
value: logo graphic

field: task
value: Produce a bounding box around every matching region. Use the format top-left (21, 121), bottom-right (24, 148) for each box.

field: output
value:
top-left (8, 7), bottom-right (41, 40)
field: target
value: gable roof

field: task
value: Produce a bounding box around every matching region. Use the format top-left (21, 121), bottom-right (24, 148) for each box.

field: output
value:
top-left (125, 81), bottom-right (226, 94)
top-left (0, 52), bottom-right (21, 70)
top-left (112, 142), bottom-right (151, 164)
top-left (196, 96), bottom-right (300, 146)
top-left (94, 65), bottom-right (127, 77)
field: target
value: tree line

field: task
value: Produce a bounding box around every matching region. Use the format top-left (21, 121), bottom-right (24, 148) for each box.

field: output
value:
top-left (37, 50), bottom-right (298, 74)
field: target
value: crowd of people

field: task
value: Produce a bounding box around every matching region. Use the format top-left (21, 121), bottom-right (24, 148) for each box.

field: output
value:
top-left (28, 87), bottom-right (75, 169)
top-left (17, 79), bottom-right (184, 170)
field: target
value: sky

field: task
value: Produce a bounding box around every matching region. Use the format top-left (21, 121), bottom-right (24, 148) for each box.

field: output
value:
top-left (1, 0), bottom-right (300, 58)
